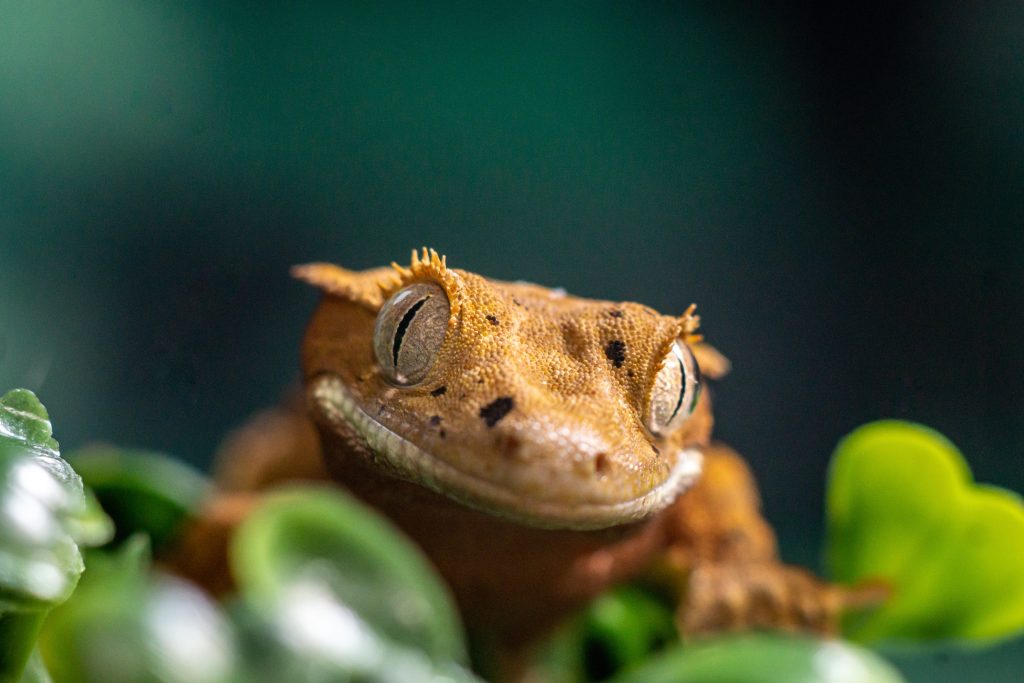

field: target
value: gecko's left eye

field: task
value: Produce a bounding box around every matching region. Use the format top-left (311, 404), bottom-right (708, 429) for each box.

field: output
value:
top-left (373, 282), bottom-right (450, 385)
top-left (645, 341), bottom-right (701, 436)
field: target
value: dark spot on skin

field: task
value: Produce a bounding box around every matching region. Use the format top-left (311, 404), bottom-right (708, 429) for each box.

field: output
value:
top-left (429, 415), bottom-right (442, 427)
top-left (378, 404), bottom-right (386, 416)
top-left (439, 429), bottom-right (446, 439)
top-left (486, 314), bottom-right (500, 326)
top-left (430, 385), bottom-right (447, 397)
top-left (627, 370), bottom-right (635, 379)
top-left (604, 340), bottom-right (627, 368)
top-left (651, 444), bottom-right (661, 456)
top-left (477, 377), bottom-right (485, 384)
top-left (608, 309), bottom-right (624, 318)
top-left (594, 453), bottom-right (608, 474)
top-left (480, 396), bottom-right (514, 427)
top-left (512, 298), bottom-right (522, 307)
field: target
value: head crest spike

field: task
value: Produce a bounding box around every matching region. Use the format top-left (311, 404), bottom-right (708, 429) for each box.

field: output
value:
top-left (679, 303), bottom-right (702, 344)
top-left (380, 247), bottom-right (462, 318)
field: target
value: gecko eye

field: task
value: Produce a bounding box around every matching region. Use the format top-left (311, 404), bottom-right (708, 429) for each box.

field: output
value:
top-left (645, 341), bottom-right (701, 435)
top-left (374, 282), bottom-right (450, 385)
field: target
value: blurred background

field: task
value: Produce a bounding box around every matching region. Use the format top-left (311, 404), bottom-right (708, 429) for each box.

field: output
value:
top-left (1, 2), bottom-right (1021, 680)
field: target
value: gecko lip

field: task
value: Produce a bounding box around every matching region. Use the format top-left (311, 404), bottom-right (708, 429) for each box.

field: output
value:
top-left (309, 373), bottom-right (703, 531)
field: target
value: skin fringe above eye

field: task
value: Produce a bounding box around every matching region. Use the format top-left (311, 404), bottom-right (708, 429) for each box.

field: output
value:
top-left (379, 247), bottom-right (464, 319)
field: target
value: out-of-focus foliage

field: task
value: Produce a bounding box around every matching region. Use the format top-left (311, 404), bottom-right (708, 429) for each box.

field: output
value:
top-left (0, 389), bottom-right (111, 683)
top-left (4, 393), bottom-right (1024, 682)
top-left (529, 588), bottom-right (907, 683)
top-left (34, 475), bottom-right (478, 682)
top-left (827, 421), bottom-right (1024, 644)
top-left (39, 535), bottom-right (237, 683)
top-left (610, 635), bottom-right (906, 683)
top-left (3, 391), bottom-right (479, 682)
top-left (231, 488), bottom-right (469, 668)
top-left (529, 586), bottom-right (678, 682)
top-left (67, 446), bottom-right (210, 552)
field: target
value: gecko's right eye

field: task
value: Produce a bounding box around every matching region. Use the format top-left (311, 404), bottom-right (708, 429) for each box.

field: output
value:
top-left (373, 282), bottom-right (450, 385)
top-left (645, 341), bottom-right (701, 436)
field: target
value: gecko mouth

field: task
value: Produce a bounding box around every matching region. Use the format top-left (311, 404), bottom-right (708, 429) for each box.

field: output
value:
top-left (309, 373), bottom-right (703, 531)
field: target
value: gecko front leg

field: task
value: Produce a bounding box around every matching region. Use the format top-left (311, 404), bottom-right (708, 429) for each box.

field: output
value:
top-left (654, 444), bottom-right (878, 637)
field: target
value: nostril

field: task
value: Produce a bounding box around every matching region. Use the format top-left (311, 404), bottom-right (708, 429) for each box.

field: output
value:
top-left (594, 452), bottom-right (609, 475)
top-left (498, 434), bottom-right (522, 459)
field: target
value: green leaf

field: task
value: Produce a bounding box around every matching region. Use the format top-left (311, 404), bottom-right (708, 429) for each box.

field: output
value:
top-left (526, 585), bottom-right (678, 683)
top-left (0, 389), bottom-right (112, 683)
top-left (0, 391), bottom-right (113, 610)
top-left (0, 390), bottom-right (58, 455)
top-left (826, 420), bottom-right (1024, 644)
top-left (611, 635), bottom-right (906, 683)
top-left (39, 539), bottom-right (237, 683)
top-left (15, 650), bottom-right (51, 683)
top-left (230, 588), bottom-right (479, 683)
top-left (67, 446), bottom-right (210, 551)
top-left (582, 586), bottom-right (677, 673)
top-left (231, 486), bottom-right (468, 665)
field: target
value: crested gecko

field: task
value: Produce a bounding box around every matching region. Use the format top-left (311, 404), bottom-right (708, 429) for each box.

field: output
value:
top-left (175, 248), bottom-right (867, 660)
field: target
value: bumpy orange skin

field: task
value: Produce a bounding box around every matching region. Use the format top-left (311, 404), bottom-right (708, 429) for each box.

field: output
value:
top-left (296, 254), bottom-right (708, 522)
top-left (175, 250), bottom-right (852, 658)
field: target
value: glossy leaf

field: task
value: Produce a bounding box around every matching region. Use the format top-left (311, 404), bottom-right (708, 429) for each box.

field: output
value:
top-left (231, 487), bottom-right (468, 665)
top-left (67, 446), bottom-right (210, 551)
top-left (0, 390), bottom-right (58, 453)
top-left (612, 635), bottom-right (906, 683)
top-left (40, 537), bottom-right (238, 683)
top-left (0, 390), bottom-right (112, 609)
top-left (0, 389), bottom-right (112, 683)
top-left (827, 420), bottom-right (1024, 643)
top-left (231, 580), bottom-right (479, 683)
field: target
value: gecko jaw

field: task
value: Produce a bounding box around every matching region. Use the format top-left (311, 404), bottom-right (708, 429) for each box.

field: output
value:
top-left (309, 373), bottom-right (702, 530)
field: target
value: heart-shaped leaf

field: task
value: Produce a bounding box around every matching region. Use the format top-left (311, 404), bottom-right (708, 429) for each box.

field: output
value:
top-left (827, 420), bottom-right (1024, 643)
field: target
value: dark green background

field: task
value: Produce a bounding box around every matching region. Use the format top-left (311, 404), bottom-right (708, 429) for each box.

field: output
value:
top-left (1, 3), bottom-right (1022, 680)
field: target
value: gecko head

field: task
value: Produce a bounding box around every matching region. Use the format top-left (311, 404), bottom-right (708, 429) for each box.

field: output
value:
top-left (294, 248), bottom-right (729, 530)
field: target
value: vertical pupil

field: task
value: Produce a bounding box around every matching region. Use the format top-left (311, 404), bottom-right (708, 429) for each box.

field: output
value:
top-left (392, 296), bottom-right (430, 366)
top-left (667, 352), bottom-right (687, 425)
top-left (688, 355), bottom-right (702, 414)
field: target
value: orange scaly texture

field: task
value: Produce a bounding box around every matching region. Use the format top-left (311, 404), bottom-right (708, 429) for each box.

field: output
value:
top-left (297, 248), bottom-right (716, 516)
top-left (172, 248), bottom-right (867, 668)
